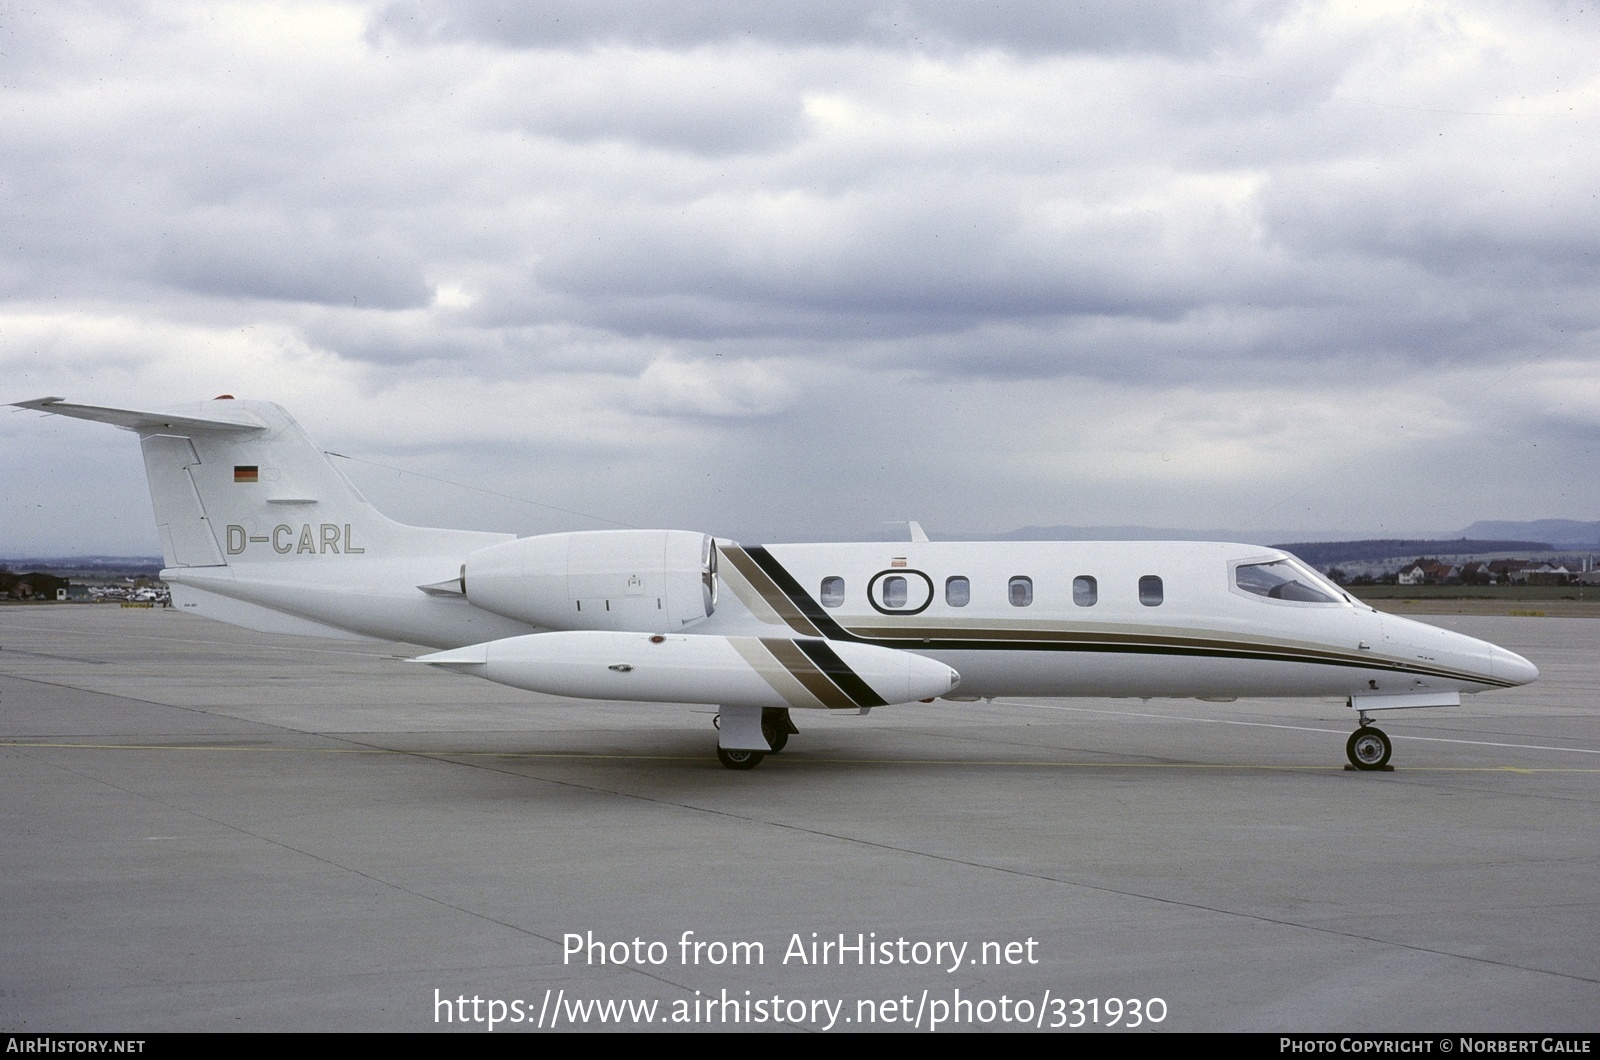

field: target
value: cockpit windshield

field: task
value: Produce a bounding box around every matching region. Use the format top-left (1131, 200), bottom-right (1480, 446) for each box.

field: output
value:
top-left (1234, 558), bottom-right (1344, 604)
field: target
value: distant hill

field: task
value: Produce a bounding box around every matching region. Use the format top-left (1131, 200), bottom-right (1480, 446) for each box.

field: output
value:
top-left (1459, 520), bottom-right (1600, 547)
top-left (1271, 539), bottom-right (1554, 567)
top-left (987, 525), bottom-right (1323, 545)
top-left (969, 521), bottom-right (1599, 551)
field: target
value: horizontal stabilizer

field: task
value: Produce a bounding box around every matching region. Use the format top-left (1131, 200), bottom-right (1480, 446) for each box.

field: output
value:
top-left (11, 396), bottom-right (266, 433)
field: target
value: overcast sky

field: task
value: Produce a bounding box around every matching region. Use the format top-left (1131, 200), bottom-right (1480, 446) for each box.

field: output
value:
top-left (3, 0), bottom-right (1597, 556)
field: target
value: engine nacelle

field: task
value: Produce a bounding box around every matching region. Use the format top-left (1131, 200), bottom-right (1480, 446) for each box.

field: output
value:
top-left (463, 529), bottom-right (719, 633)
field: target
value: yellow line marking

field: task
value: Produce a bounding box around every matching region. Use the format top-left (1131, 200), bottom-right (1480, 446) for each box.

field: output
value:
top-left (4, 742), bottom-right (1597, 771)
top-left (0, 741), bottom-right (700, 760)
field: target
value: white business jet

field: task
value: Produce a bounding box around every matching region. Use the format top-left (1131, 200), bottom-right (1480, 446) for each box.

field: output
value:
top-left (14, 396), bottom-right (1538, 770)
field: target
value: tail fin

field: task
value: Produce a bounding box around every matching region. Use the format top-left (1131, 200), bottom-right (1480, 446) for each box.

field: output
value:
top-left (13, 396), bottom-right (498, 567)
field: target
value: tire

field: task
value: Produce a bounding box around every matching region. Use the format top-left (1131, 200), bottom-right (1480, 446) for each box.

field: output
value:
top-left (717, 746), bottom-right (765, 770)
top-left (762, 720), bottom-right (789, 754)
top-left (1346, 726), bottom-right (1392, 770)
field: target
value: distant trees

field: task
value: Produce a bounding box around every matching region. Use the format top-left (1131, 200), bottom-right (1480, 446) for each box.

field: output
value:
top-left (0, 569), bottom-right (68, 599)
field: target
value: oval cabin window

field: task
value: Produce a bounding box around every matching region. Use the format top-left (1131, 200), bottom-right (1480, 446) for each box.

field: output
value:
top-left (1009, 576), bottom-right (1033, 607)
top-left (1073, 575), bottom-right (1097, 607)
top-left (945, 576), bottom-right (970, 607)
top-left (820, 576), bottom-right (845, 607)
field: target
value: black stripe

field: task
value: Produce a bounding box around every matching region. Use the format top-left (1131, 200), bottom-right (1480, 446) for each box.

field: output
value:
top-left (793, 638), bottom-right (889, 708)
top-left (743, 546), bottom-right (856, 641)
top-left (840, 635), bottom-right (1511, 687)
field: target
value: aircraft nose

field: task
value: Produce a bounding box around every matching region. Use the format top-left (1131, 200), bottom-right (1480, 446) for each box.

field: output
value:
top-left (1492, 646), bottom-right (1539, 686)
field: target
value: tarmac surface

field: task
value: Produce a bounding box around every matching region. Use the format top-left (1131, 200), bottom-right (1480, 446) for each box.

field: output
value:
top-left (2, 605), bottom-right (1596, 1033)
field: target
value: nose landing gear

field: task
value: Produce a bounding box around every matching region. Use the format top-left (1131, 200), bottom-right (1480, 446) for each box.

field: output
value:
top-left (1345, 725), bottom-right (1392, 770)
top-left (1345, 704), bottom-right (1394, 771)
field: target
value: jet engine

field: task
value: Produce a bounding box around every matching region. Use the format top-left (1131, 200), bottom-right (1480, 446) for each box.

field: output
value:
top-left (462, 529), bottom-right (719, 633)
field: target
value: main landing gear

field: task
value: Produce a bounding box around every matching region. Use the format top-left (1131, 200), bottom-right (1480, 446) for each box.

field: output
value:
top-left (712, 708), bottom-right (798, 770)
top-left (1345, 714), bottom-right (1393, 772)
top-left (762, 708), bottom-right (796, 755)
top-left (716, 746), bottom-right (764, 770)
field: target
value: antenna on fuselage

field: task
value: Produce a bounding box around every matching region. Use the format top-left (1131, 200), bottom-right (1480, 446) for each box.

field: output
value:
top-left (882, 520), bottom-right (930, 543)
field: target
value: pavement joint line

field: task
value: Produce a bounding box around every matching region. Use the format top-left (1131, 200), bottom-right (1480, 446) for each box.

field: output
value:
top-left (404, 748), bottom-right (1600, 991)
top-left (5, 738), bottom-right (714, 1007)
top-left (668, 810), bottom-right (1600, 989)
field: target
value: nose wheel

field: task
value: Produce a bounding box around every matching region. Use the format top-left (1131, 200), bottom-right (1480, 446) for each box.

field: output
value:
top-left (1346, 725), bottom-right (1392, 771)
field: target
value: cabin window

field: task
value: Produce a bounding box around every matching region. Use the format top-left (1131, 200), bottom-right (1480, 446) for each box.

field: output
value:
top-left (820, 576), bottom-right (845, 607)
top-left (1234, 559), bottom-right (1340, 604)
top-left (1073, 575), bottom-right (1098, 607)
top-left (1009, 576), bottom-right (1033, 607)
top-left (882, 575), bottom-right (908, 609)
top-left (945, 576), bottom-right (970, 607)
top-left (1139, 575), bottom-right (1164, 606)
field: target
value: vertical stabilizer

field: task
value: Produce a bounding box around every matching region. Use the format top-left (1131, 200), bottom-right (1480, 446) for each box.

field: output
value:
top-left (11, 396), bottom-right (509, 567)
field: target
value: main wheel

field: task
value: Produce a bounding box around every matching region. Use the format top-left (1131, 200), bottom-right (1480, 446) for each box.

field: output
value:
top-left (717, 746), bottom-right (765, 770)
top-left (1346, 726), bottom-right (1392, 770)
top-left (762, 720), bottom-right (789, 754)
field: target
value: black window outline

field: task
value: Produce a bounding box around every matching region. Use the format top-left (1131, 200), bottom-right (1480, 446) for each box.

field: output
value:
top-left (1138, 575), bottom-right (1164, 606)
top-left (866, 569), bottom-right (935, 615)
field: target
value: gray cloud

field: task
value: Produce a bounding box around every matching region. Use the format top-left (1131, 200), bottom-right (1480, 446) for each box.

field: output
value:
top-left (150, 212), bottom-right (432, 308)
top-left (490, 57), bottom-right (808, 155)
top-left (373, 0), bottom-right (1290, 56)
top-left (2, 1), bottom-right (1597, 557)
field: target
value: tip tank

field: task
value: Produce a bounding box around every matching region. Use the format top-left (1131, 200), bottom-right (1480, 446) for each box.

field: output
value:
top-left (416, 631), bottom-right (959, 710)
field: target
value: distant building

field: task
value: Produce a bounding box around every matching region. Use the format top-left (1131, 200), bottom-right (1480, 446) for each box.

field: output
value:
top-left (1, 570), bottom-right (69, 600)
top-left (1489, 560), bottom-right (1533, 584)
top-left (1523, 563), bottom-right (1574, 586)
top-left (1397, 560), bottom-right (1458, 586)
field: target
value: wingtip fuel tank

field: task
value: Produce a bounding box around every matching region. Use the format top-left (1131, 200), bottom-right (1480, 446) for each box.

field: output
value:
top-left (417, 630), bottom-right (961, 711)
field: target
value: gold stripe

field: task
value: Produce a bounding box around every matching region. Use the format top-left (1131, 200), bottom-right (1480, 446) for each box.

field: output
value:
top-left (728, 636), bottom-right (820, 711)
top-left (761, 638), bottom-right (856, 710)
top-left (719, 547), bottom-right (822, 636)
top-left (716, 546), bottom-right (787, 627)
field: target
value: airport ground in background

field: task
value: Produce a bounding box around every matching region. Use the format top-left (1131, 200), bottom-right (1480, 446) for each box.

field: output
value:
top-left (1, 606), bottom-right (1595, 1032)
top-left (1348, 586), bottom-right (1600, 618)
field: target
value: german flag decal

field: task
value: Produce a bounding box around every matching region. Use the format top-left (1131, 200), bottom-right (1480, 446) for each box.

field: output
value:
top-left (233, 465), bottom-right (259, 483)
